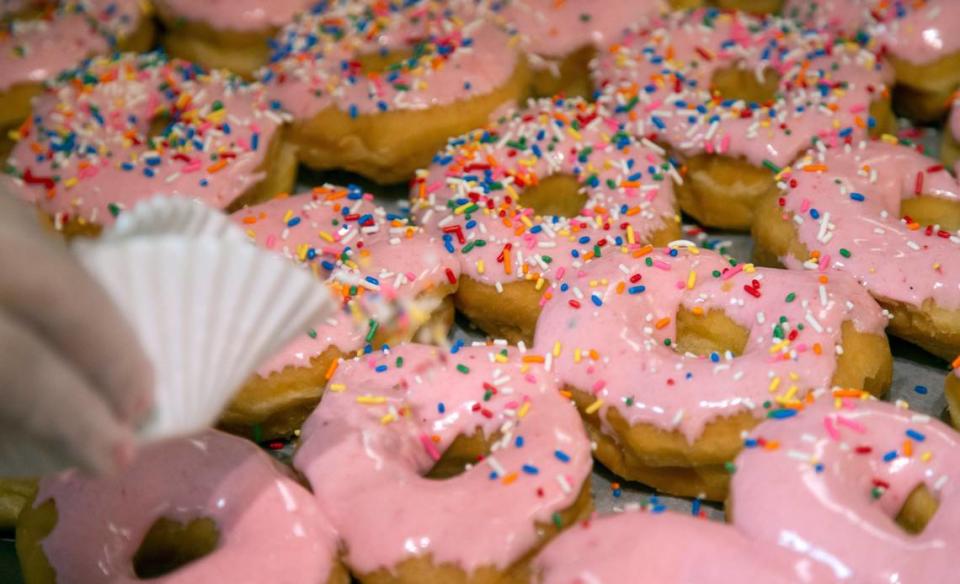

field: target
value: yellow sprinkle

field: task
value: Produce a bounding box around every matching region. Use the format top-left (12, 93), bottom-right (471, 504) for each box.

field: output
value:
top-left (477, 260), bottom-right (485, 274)
top-left (880, 133), bottom-right (899, 144)
top-left (518, 401), bottom-right (531, 418)
top-left (64, 177), bottom-right (78, 189)
top-left (552, 341), bottom-right (562, 357)
top-left (584, 398), bottom-right (604, 415)
top-left (454, 202), bottom-right (473, 215)
top-left (921, 451), bottom-right (932, 462)
top-left (769, 376), bottom-right (781, 393)
top-left (356, 395), bottom-right (387, 405)
top-left (535, 277), bottom-right (545, 291)
top-left (328, 383), bottom-right (346, 393)
top-left (686, 270), bottom-right (696, 290)
top-left (743, 263), bottom-right (756, 273)
top-left (769, 339), bottom-right (789, 354)
top-left (626, 225), bottom-right (635, 244)
top-left (574, 348), bottom-right (582, 363)
top-left (494, 352), bottom-right (509, 363)
top-left (318, 231), bottom-right (335, 243)
top-left (380, 413), bottom-right (396, 425)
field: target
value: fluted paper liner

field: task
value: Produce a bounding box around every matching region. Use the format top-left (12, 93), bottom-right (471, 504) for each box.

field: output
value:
top-left (74, 197), bottom-right (333, 441)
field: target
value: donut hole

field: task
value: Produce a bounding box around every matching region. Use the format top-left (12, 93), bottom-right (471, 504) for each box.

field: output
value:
top-left (425, 430), bottom-right (495, 480)
top-left (132, 517), bottom-right (220, 579)
top-left (894, 483), bottom-right (940, 535)
top-left (673, 307), bottom-right (748, 358)
top-left (356, 48), bottom-right (415, 75)
top-left (147, 112), bottom-right (174, 144)
top-left (899, 197), bottom-right (960, 233)
top-left (518, 173), bottom-right (588, 218)
top-left (710, 65), bottom-right (780, 105)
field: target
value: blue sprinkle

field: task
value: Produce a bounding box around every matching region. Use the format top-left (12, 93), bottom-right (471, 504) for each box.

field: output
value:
top-left (914, 385), bottom-right (928, 395)
top-left (768, 409), bottom-right (797, 419)
top-left (691, 499), bottom-right (701, 515)
top-left (591, 294), bottom-right (602, 307)
top-left (744, 438), bottom-right (758, 448)
top-left (515, 436), bottom-right (524, 448)
top-left (850, 192), bottom-right (865, 202)
top-left (883, 450), bottom-right (897, 462)
top-left (906, 429), bottom-right (926, 442)
top-left (521, 464), bottom-right (539, 475)
top-left (375, 364), bottom-right (388, 373)
top-left (628, 285), bottom-right (646, 294)
top-left (554, 450), bottom-right (570, 462)
top-left (438, 403), bottom-right (445, 414)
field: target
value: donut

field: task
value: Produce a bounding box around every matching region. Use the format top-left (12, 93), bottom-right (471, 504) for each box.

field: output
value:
top-left (946, 356), bottom-right (960, 429)
top-left (592, 9), bottom-right (894, 231)
top-left (481, 0), bottom-right (664, 98)
top-left (943, 95), bottom-right (960, 172)
top-left (531, 510), bottom-right (831, 583)
top-left (730, 391), bottom-right (958, 581)
top-left (412, 97), bottom-right (681, 344)
top-left (16, 430), bottom-right (347, 584)
top-left (707, 0), bottom-right (783, 15)
top-left (784, 0), bottom-right (960, 122)
top-left (0, 478), bottom-right (35, 530)
top-left (532, 244), bottom-right (893, 500)
top-left (2, 51), bottom-right (297, 237)
top-left (293, 342), bottom-right (593, 583)
top-left (154, 0), bottom-right (313, 77)
top-left (752, 139), bottom-right (960, 360)
top-left (0, 0), bottom-right (154, 152)
top-left (258, 0), bottom-right (530, 184)
top-left (222, 186), bottom-right (461, 440)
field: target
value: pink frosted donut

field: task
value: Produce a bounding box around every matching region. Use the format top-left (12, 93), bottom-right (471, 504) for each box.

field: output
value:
top-left (532, 510), bottom-right (832, 583)
top-left (943, 95), bottom-right (960, 172)
top-left (154, 0), bottom-right (316, 76)
top-left (411, 97), bottom-right (680, 344)
top-left (751, 139), bottom-right (960, 360)
top-left (2, 52), bottom-right (294, 236)
top-left (223, 185), bottom-right (461, 439)
top-left (0, 0), bottom-right (153, 135)
top-left (257, 0), bottom-right (529, 183)
top-left (481, 0), bottom-right (663, 97)
top-left (531, 245), bottom-right (892, 499)
top-left (592, 8), bottom-right (893, 230)
top-left (293, 343), bottom-right (594, 583)
top-left (16, 430), bottom-right (345, 584)
top-left (731, 392), bottom-right (960, 582)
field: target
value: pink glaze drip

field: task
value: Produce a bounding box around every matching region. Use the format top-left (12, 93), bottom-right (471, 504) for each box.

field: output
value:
top-left (35, 430), bottom-right (340, 583)
top-left (411, 97), bottom-right (678, 287)
top-left (731, 394), bottom-right (960, 582)
top-left (293, 343), bottom-right (593, 575)
top-left (533, 510), bottom-right (832, 583)
top-left (484, 0), bottom-right (662, 62)
top-left (231, 188), bottom-right (460, 377)
top-left (258, 0), bottom-right (519, 119)
top-left (0, 0), bottom-right (145, 92)
top-left (156, 0), bottom-right (314, 32)
top-left (532, 246), bottom-right (887, 441)
top-left (592, 10), bottom-right (892, 168)
top-left (3, 52), bottom-right (284, 228)
top-left (776, 140), bottom-right (960, 310)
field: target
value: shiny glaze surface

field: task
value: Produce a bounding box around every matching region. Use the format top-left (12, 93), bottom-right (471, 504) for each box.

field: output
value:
top-left (36, 430), bottom-right (340, 583)
top-left (732, 393), bottom-right (960, 582)
top-left (592, 9), bottom-right (892, 168)
top-left (293, 343), bottom-right (593, 574)
top-left (412, 97), bottom-right (679, 288)
top-left (157, 0), bottom-right (314, 32)
top-left (0, 0), bottom-right (145, 92)
top-left (259, 0), bottom-right (518, 119)
top-left (232, 187), bottom-right (460, 377)
top-left (533, 510), bottom-right (830, 583)
top-left (533, 246), bottom-right (887, 440)
top-left (774, 140), bottom-right (960, 309)
top-left (3, 52), bottom-right (282, 228)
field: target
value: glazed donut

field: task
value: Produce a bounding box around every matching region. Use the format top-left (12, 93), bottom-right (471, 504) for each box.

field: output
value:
top-left (943, 95), bottom-right (960, 173)
top-left (412, 97), bottom-right (681, 344)
top-left (531, 510), bottom-right (830, 583)
top-left (223, 186), bottom-right (461, 440)
top-left (0, 0), bottom-right (154, 155)
top-left (592, 9), bottom-right (894, 230)
top-left (946, 356), bottom-right (960, 429)
top-left (752, 139), bottom-right (960, 360)
top-left (730, 391), bottom-right (958, 581)
top-left (154, 0), bottom-right (313, 77)
top-left (16, 430), bottom-right (347, 584)
top-left (784, 0), bottom-right (960, 122)
top-left (293, 343), bottom-right (594, 583)
top-left (532, 245), bottom-right (892, 500)
top-left (258, 0), bottom-right (530, 184)
top-left (481, 0), bottom-right (664, 98)
top-left (2, 52), bottom-right (297, 237)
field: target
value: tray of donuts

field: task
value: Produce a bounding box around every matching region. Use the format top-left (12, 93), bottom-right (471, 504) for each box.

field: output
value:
top-left (1, 0), bottom-right (959, 582)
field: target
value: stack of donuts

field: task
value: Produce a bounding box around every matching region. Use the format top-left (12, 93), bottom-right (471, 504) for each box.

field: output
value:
top-left (2, 1), bottom-right (959, 582)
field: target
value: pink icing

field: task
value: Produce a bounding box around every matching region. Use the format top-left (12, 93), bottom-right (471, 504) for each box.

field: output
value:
top-left (533, 510), bottom-right (832, 583)
top-left (231, 187), bottom-right (460, 377)
top-left (412, 97), bottom-right (679, 287)
top-left (484, 0), bottom-right (662, 61)
top-left (293, 343), bottom-right (593, 575)
top-left (258, 0), bottom-right (518, 119)
top-left (592, 9), bottom-right (892, 168)
top-left (532, 246), bottom-right (887, 441)
top-left (0, 0), bottom-right (145, 92)
top-left (3, 52), bottom-right (284, 228)
top-left (731, 394), bottom-right (960, 582)
top-left (775, 140), bottom-right (960, 310)
top-left (35, 430), bottom-right (340, 583)
top-left (157, 0), bottom-right (314, 32)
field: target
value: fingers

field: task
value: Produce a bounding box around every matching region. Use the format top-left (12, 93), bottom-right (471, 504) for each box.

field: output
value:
top-left (0, 312), bottom-right (135, 475)
top-left (0, 200), bottom-right (153, 424)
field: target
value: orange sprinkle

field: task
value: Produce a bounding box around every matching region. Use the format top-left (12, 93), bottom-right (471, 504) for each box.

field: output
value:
top-left (522, 355), bottom-right (545, 363)
top-left (324, 359), bottom-right (339, 381)
top-left (655, 317), bottom-right (671, 329)
top-left (207, 159), bottom-right (228, 173)
top-left (502, 472), bottom-right (519, 485)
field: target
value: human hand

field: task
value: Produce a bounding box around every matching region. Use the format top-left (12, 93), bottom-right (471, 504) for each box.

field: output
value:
top-left (0, 194), bottom-right (153, 477)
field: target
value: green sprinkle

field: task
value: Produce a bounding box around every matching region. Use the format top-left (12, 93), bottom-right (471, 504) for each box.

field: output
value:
top-left (762, 160), bottom-right (781, 173)
top-left (552, 512), bottom-right (563, 528)
top-left (307, 328), bottom-right (318, 339)
top-left (396, 356), bottom-right (404, 368)
top-left (663, 338), bottom-right (672, 347)
top-left (365, 319), bottom-right (379, 343)
top-left (724, 461), bottom-right (736, 473)
top-left (108, 203), bottom-right (121, 217)
top-left (785, 292), bottom-right (796, 303)
top-left (457, 364), bottom-right (470, 374)
top-left (839, 248), bottom-right (851, 258)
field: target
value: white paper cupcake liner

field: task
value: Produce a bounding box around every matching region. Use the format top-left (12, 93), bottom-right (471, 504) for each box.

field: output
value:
top-left (74, 197), bottom-right (332, 441)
